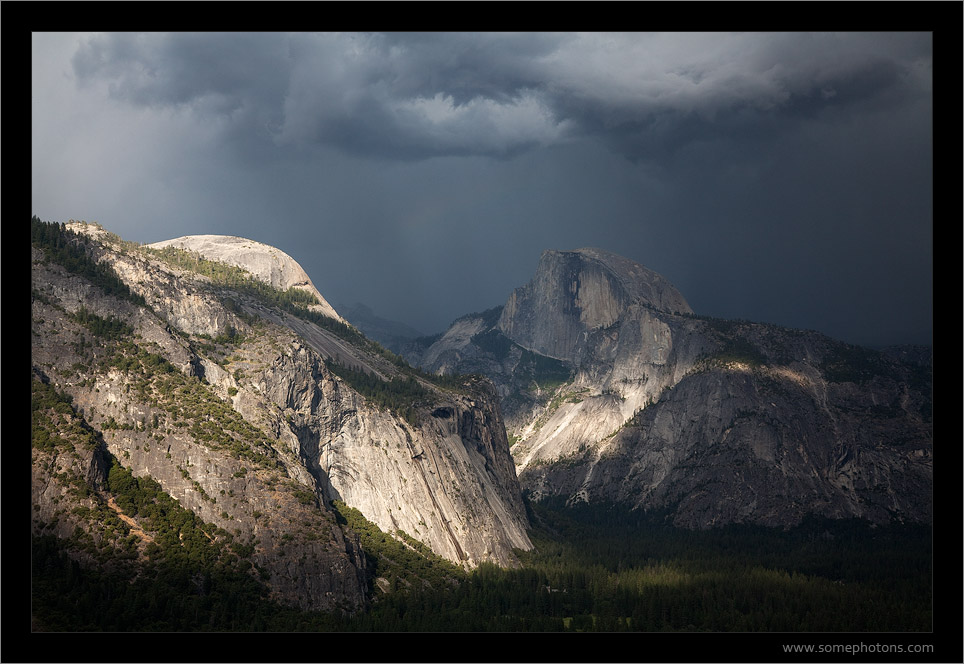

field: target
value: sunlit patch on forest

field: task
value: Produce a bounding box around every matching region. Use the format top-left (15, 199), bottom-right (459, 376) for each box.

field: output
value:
top-left (32, 489), bottom-right (930, 632)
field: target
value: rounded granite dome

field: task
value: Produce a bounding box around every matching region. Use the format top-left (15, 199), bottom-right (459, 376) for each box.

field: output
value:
top-left (147, 234), bottom-right (344, 323)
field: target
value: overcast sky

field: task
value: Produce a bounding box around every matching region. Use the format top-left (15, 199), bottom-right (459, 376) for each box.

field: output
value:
top-left (31, 31), bottom-right (933, 347)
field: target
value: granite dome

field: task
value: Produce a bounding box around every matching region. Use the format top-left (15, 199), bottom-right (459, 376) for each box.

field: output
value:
top-left (148, 234), bottom-right (344, 323)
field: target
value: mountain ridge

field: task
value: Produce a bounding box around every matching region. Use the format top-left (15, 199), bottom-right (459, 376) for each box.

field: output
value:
top-left (30, 217), bottom-right (932, 622)
top-left (336, 301), bottom-right (427, 353)
top-left (405, 245), bottom-right (932, 529)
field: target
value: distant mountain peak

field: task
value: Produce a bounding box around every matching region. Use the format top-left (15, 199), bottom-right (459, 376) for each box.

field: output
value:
top-left (552, 247), bottom-right (692, 315)
top-left (336, 301), bottom-right (427, 353)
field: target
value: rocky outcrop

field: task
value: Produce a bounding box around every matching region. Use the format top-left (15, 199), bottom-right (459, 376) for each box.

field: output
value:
top-left (408, 247), bottom-right (933, 529)
top-left (31, 222), bottom-right (532, 613)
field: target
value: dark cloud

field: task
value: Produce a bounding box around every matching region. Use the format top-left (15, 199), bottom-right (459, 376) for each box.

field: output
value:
top-left (69, 32), bottom-right (573, 160)
top-left (73, 32), bottom-right (288, 113)
top-left (34, 31), bottom-right (933, 347)
top-left (69, 32), bottom-right (931, 162)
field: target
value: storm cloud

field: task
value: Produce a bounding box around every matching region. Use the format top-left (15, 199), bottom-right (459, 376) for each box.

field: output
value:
top-left (67, 32), bottom-right (930, 160)
top-left (32, 31), bottom-right (933, 347)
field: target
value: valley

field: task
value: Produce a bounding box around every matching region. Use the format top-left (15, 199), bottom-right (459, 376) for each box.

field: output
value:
top-left (32, 499), bottom-right (932, 633)
top-left (30, 217), bottom-right (933, 639)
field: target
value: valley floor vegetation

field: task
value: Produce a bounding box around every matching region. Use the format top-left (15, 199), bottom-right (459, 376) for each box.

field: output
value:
top-left (32, 487), bottom-right (931, 633)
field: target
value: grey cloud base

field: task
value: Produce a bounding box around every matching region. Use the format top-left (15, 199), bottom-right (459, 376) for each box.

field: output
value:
top-left (33, 31), bottom-right (933, 348)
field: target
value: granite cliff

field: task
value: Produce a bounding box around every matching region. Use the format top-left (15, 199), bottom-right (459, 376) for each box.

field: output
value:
top-left (31, 220), bottom-right (531, 615)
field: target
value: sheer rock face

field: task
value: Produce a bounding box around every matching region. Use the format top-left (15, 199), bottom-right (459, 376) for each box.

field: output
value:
top-left (31, 225), bottom-right (531, 612)
top-left (236, 340), bottom-right (532, 569)
top-left (409, 247), bottom-right (932, 529)
top-left (498, 248), bottom-right (693, 362)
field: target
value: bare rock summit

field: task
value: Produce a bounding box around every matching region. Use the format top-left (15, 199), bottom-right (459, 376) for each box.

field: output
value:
top-left (148, 234), bottom-right (344, 323)
top-left (498, 247), bottom-right (693, 362)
